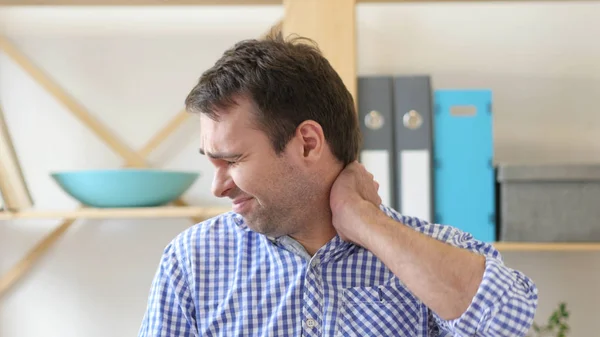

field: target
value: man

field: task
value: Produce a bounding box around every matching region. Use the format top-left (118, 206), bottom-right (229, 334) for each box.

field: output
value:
top-left (138, 32), bottom-right (538, 337)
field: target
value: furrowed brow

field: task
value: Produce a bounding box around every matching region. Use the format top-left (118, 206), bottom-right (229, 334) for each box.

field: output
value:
top-left (198, 148), bottom-right (242, 160)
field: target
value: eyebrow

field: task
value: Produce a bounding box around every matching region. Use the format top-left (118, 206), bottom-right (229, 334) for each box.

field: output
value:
top-left (198, 148), bottom-right (242, 160)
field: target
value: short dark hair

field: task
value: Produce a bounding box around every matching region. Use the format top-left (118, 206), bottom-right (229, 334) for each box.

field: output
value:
top-left (184, 30), bottom-right (361, 166)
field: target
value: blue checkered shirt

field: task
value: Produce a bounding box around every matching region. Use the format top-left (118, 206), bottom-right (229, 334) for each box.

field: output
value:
top-left (138, 205), bottom-right (538, 336)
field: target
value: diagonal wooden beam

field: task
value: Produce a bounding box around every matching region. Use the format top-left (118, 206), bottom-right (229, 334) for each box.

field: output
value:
top-left (136, 109), bottom-right (191, 160)
top-left (0, 219), bottom-right (75, 296)
top-left (0, 35), bottom-right (147, 167)
top-left (1, 14), bottom-right (283, 166)
top-left (0, 17), bottom-right (283, 167)
top-left (0, 34), bottom-right (193, 204)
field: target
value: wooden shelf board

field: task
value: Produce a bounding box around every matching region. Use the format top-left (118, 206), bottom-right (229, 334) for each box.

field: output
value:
top-left (0, 206), bottom-right (231, 220)
top-left (494, 242), bottom-right (600, 252)
top-left (3, 209), bottom-right (600, 251)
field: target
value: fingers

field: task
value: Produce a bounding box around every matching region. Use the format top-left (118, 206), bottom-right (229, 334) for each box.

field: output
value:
top-left (366, 177), bottom-right (381, 206)
top-left (358, 162), bottom-right (374, 181)
top-left (356, 160), bottom-right (382, 206)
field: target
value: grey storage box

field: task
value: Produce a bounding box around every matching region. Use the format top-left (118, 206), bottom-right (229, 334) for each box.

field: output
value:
top-left (498, 164), bottom-right (600, 242)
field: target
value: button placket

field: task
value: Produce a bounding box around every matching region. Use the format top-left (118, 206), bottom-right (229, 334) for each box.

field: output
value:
top-left (302, 257), bottom-right (323, 336)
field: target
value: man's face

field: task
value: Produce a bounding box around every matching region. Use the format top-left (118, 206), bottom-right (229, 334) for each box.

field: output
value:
top-left (199, 96), bottom-right (314, 238)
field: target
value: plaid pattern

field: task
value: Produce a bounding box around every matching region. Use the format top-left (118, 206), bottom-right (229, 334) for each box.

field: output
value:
top-left (138, 205), bottom-right (538, 336)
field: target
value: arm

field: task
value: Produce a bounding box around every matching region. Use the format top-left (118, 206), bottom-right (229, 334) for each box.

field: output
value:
top-left (138, 241), bottom-right (198, 337)
top-left (329, 162), bottom-right (538, 336)
top-left (356, 201), bottom-right (486, 320)
top-left (364, 201), bottom-right (537, 336)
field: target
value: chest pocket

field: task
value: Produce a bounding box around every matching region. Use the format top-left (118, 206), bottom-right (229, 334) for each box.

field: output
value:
top-left (337, 284), bottom-right (426, 337)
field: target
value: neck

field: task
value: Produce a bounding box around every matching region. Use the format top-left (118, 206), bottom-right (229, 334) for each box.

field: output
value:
top-left (291, 159), bottom-right (344, 256)
top-left (289, 182), bottom-right (339, 256)
top-left (291, 210), bottom-right (337, 256)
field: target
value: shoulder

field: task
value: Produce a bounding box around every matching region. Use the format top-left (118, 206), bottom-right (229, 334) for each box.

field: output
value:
top-left (173, 210), bottom-right (246, 244)
top-left (378, 204), bottom-right (431, 230)
top-left (161, 211), bottom-right (249, 269)
top-left (377, 204), bottom-right (501, 259)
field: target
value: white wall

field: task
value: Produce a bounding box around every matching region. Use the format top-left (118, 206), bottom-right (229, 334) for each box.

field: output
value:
top-left (1, 2), bottom-right (599, 336)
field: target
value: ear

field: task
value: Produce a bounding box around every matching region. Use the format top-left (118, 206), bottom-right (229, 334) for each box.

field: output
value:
top-left (295, 120), bottom-right (325, 162)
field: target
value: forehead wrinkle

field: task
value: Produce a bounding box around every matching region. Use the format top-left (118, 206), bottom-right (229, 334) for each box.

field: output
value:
top-left (199, 97), bottom-right (264, 157)
top-left (200, 115), bottom-right (240, 157)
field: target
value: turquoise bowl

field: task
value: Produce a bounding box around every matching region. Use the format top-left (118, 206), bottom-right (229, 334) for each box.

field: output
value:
top-left (50, 168), bottom-right (200, 208)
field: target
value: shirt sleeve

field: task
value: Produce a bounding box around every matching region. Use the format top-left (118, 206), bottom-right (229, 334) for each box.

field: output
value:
top-left (383, 207), bottom-right (539, 337)
top-left (138, 240), bottom-right (198, 337)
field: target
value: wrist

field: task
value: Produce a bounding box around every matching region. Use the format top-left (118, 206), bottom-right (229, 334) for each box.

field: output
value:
top-left (353, 201), bottom-right (387, 248)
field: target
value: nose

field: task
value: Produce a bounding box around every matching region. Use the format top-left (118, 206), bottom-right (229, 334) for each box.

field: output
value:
top-left (211, 166), bottom-right (235, 198)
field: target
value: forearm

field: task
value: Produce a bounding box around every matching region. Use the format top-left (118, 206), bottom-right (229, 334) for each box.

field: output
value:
top-left (335, 196), bottom-right (537, 335)
top-left (358, 202), bottom-right (485, 321)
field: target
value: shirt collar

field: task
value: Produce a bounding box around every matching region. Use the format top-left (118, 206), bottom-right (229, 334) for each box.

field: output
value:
top-left (316, 234), bottom-right (357, 264)
top-left (230, 212), bottom-right (358, 263)
top-left (268, 233), bottom-right (357, 264)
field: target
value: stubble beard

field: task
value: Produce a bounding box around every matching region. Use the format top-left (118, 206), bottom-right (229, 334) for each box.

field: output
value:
top-left (245, 196), bottom-right (302, 239)
top-left (245, 171), bottom-right (315, 239)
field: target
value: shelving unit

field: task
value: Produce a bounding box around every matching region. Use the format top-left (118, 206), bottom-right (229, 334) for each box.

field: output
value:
top-left (1, 0), bottom-right (599, 300)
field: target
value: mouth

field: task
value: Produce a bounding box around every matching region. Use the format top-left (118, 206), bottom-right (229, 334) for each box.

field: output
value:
top-left (232, 197), bottom-right (254, 214)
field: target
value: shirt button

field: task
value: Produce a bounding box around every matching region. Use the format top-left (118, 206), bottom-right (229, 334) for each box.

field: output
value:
top-left (306, 319), bottom-right (317, 328)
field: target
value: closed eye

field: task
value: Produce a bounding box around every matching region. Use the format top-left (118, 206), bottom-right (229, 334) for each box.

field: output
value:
top-left (199, 148), bottom-right (242, 162)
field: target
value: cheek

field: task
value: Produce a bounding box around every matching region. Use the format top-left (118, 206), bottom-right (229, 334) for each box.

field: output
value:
top-left (230, 162), bottom-right (280, 197)
top-left (230, 165), bottom-right (259, 194)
